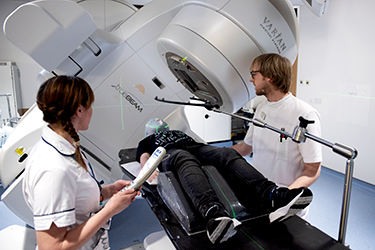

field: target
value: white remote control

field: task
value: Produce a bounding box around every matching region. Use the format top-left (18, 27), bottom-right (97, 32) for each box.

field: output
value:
top-left (122, 146), bottom-right (166, 191)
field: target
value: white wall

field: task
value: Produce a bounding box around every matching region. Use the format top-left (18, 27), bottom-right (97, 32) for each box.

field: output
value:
top-left (0, 0), bottom-right (43, 110)
top-left (297, 0), bottom-right (375, 185)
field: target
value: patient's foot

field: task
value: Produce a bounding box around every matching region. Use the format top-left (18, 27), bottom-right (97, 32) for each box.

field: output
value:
top-left (268, 187), bottom-right (313, 223)
top-left (205, 205), bottom-right (241, 244)
top-left (206, 216), bottom-right (239, 244)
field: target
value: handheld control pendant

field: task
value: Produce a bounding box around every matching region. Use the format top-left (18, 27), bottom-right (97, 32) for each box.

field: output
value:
top-left (122, 147), bottom-right (166, 191)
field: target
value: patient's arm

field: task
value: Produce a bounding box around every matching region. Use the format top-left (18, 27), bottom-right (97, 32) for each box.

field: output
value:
top-left (140, 152), bottom-right (159, 182)
top-left (140, 152), bottom-right (151, 167)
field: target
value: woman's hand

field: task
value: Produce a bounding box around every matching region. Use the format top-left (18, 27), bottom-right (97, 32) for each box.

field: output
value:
top-left (112, 180), bottom-right (132, 193)
top-left (101, 180), bottom-right (138, 200)
top-left (104, 188), bottom-right (140, 217)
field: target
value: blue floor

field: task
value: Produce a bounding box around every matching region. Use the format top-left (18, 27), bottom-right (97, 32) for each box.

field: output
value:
top-left (1, 166), bottom-right (374, 249)
top-left (308, 167), bottom-right (375, 249)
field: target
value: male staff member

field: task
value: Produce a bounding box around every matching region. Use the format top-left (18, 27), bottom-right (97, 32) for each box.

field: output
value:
top-left (232, 53), bottom-right (322, 218)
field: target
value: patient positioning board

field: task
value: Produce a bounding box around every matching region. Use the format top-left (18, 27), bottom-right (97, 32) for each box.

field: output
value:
top-left (157, 166), bottom-right (253, 235)
top-left (121, 161), bottom-right (350, 250)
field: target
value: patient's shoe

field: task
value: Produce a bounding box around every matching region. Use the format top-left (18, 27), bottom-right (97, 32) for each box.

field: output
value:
top-left (268, 187), bottom-right (313, 223)
top-left (205, 205), bottom-right (241, 244)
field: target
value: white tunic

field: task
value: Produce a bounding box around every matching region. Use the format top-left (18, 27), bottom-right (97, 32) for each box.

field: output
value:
top-left (244, 94), bottom-right (322, 187)
top-left (23, 125), bottom-right (105, 249)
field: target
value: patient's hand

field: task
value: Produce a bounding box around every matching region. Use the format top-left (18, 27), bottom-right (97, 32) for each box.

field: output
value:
top-left (148, 170), bottom-right (159, 183)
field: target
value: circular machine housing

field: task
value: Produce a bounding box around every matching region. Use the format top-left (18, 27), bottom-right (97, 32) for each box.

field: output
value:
top-left (166, 52), bottom-right (223, 107)
top-left (157, 1), bottom-right (298, 112)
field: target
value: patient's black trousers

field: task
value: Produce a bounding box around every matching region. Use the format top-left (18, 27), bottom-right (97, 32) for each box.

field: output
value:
top-left (159, 145), bottom-right (277, 220)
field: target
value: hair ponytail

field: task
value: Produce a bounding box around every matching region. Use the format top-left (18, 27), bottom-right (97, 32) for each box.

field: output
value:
top-left (63, 119), bottom-right (87, 170)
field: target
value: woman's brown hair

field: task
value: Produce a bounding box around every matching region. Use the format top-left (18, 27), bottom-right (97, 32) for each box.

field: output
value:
top-left (36, 75), bottom-right (95, 170)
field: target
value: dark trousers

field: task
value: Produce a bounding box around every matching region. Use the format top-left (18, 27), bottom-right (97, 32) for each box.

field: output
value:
top-left (159, 145), bottom-right (276, 219)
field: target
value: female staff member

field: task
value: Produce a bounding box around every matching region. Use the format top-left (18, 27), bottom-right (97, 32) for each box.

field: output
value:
top-left (23, 75), bottom-right (139, 250)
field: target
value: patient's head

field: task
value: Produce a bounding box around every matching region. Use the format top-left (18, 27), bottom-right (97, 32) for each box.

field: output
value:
top-left (145, 118), bottom-right (169, 137)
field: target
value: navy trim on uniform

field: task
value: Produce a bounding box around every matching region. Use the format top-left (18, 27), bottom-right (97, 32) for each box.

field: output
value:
top-left (34, 208), bottom-right (75, 217)
top-left (42, 137), bottom-right (75, 158)
top-left (42, 135), bottom-right (103, 203)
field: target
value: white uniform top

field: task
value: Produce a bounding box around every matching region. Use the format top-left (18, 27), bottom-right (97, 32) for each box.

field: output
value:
top-left (244, 94), bottom-right (322, 187)
top-left (23, 125), bottom-right (105, 250)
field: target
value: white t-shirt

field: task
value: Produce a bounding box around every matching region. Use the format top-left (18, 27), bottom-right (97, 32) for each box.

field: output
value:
top-left (23, 125), bottom-right (105, 249)
top-left (244, 94), bottom-right (322, 187)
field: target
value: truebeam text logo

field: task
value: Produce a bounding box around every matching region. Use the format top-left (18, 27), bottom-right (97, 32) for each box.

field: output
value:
top-left (112, 84), bottom-right (144, 113)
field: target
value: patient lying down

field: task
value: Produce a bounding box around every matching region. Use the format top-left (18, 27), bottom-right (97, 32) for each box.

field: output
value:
top-left (135, 118), bottom-right (313, 244)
